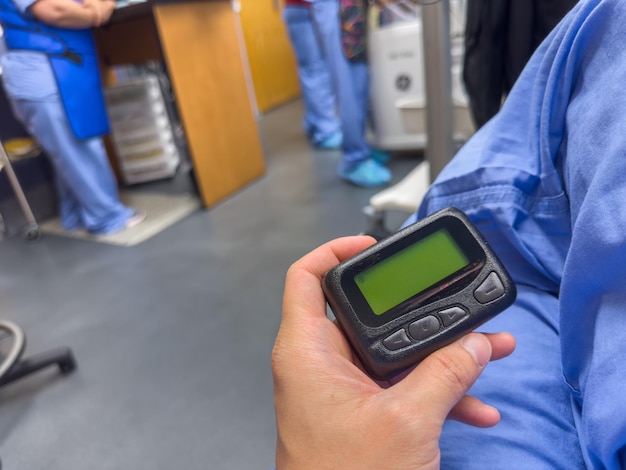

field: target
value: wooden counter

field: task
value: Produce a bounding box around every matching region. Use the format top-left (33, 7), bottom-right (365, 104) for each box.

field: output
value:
top-left (94, 0), bottom-right (266, 208)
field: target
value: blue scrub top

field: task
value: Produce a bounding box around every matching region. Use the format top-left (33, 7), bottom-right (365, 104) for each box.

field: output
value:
top-left (0, 0), bottom-right (58, 100)
top-left (405, 0), bottom-right (626, 467)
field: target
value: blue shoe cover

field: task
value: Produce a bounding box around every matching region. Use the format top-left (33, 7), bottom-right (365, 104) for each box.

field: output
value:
top-left (339, 159), bottom-right (391, 188)
top-left (316, 131), bottom-right (343, 150)
top-left (370, 149), bottom-right (391, 164)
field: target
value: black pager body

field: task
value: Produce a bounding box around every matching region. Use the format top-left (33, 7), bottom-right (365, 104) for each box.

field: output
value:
top-left (322, 207), bottom-right (516, 380)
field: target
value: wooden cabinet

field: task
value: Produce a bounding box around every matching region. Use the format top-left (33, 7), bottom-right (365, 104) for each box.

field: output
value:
top-left (95, 0), bottom-right (266, 208)
top-left (238, 0), bottom-right (300, 112)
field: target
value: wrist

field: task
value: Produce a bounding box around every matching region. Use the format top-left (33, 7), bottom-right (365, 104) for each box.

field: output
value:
top-left (82, 0), bottom-right (101, 26)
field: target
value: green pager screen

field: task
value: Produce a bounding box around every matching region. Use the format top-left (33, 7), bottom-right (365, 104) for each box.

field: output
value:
top-left (355, 229), bottom-right (470, 315)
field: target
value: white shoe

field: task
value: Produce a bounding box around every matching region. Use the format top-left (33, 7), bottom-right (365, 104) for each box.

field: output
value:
top-left (126, 210), bottom-right (147, 229)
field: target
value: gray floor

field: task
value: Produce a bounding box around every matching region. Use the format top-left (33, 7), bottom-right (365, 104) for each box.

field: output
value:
top-left (0, 100), bottom-right (421, 470)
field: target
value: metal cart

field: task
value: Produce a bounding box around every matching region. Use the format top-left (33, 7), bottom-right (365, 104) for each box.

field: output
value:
top-left (0, 140), bottom-right (41, 240)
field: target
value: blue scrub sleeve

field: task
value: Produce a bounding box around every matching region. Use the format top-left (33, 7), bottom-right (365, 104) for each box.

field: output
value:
top-left (556, 2), bottom-right (626, 467)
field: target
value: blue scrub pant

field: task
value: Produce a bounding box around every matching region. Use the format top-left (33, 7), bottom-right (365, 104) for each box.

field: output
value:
top-left (283, 5), bottom-right (341, 146)
top-left (440, 286), bottom-right (584, 468)
top-left (9, 95), bottom-right (133, 234)
top-left (309, 0), bottom-right (370, 171)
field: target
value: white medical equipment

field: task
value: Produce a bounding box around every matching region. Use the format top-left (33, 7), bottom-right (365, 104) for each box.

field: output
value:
top-left (368, 0), bottom-right (473, 152)
top-left (365, 0), bottom-right (470, 238)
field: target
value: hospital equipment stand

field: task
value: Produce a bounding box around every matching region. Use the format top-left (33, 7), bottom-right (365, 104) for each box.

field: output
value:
top-left (0, 141), bottom-right (41, 240)
top-left (419, 0), bottom-right (455, 180)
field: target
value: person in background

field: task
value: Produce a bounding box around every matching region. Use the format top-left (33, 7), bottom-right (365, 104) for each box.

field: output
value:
top-left (283, 0), bottom-right (343, 151)
top-left (0, 0), bottom-right (146, 235)
top-left (307, 0), bottom-right (392, 188)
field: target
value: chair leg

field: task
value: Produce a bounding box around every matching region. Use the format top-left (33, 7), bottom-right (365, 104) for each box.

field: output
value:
top-left (362, 205), bottom-right (393, 241)
top-left (0, 347), bottom-right (77, 387)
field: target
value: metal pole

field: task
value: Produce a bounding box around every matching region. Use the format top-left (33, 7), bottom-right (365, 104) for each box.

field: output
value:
top-left (0, 143), bottom-right (38, 227)
top-left (417, 0), bottom-right (455, 182)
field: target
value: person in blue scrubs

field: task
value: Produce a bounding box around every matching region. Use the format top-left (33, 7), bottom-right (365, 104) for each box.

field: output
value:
top-left (307, 0), bottom-right (392, 188)
top-left (0, 0), bottom-right (145, 235)
top-left (273, 0), bottom-right (626, 467)
top-left (404, 0), bottom-right (626, 466)
top-left (283, 0), bottom-right (343, 150)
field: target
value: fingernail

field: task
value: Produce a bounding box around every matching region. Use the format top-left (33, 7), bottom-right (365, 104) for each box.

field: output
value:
top-left (461, 334), bottom-right (491, 368)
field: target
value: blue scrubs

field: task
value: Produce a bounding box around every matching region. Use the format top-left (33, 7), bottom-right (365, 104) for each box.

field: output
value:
top-left (404, 0), bottom-right (626, 467)
top-left (283, 4), bottom-right (341, 147)
top-left (0, 0), bottom-right (132, 234)
top-left (307, 0), bottom-right (370, 172)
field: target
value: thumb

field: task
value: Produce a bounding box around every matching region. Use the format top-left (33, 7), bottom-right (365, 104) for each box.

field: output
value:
top-left (390, 333), bottom-right (492, 424)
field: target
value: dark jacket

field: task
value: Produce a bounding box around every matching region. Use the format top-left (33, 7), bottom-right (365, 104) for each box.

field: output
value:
top-left (463, 0), bottom-right (578, 128)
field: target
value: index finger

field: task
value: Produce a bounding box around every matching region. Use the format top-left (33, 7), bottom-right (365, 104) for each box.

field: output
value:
top-left (282, 236), bottom-right (377, 323)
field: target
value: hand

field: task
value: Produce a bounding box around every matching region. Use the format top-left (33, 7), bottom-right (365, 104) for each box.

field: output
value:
top-left (98, 0), bottom-right (116, 25)
top-left (93, 0), bottom-right (115, 26)
top-left (83, 0), bottom-right (115, 26)
top-left (272, 236), bottom-right (516, 470)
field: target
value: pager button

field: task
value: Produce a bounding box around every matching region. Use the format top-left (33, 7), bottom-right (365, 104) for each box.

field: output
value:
top-left (383, 329), bottom-right (412, 351)
top-left (474, 272), bottom-right (505, 304)
top-left (409, 315), bottom-right (441, 341)
top-left (439, 306), bottom-right (468, 326)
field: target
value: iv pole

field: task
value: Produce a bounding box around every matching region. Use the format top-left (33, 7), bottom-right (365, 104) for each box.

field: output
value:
top-left (417, 0), bottom-right (455, 181)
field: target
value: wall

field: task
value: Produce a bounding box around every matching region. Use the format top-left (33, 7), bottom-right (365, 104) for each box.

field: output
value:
top-left (238, 0), bottom-right (300, 113)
